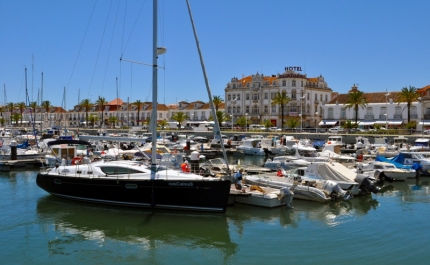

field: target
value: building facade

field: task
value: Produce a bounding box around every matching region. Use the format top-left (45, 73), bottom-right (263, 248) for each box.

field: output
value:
top-left (224, 67), bottom-right (333, 128)
top-left (321, 84), bottom-right (424, 129)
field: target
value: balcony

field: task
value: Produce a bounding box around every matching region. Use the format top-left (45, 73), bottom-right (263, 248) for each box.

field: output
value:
top-left (410, 114), bottom-right (418, 119)
top-left (424, 114), bottom-right (430, 120)
top-left (379, 114), bottom-right (386, 119)
top-left (394, 114), bottom-right (403, 119)
top-left (364, 114), bottom-right (374, 120)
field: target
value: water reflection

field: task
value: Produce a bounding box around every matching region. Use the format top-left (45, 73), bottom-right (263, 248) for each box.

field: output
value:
top-left (228, 195), bottom-right (379, 229)
top-left (36, 196), bottom-right (239, 259)
top-left (378, 178), bottom-right (430, 202)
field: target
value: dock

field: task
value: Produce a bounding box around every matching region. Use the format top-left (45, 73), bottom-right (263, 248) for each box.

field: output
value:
top-left (0, 158), bottom-right (44, 171)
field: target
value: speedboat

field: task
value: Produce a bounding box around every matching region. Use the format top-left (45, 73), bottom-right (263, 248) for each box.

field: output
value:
top-left (354, 161), bottom-right (416, 181)
top-left (243, 172), bottom-right (349, 203)
top-left (292, 161), bottom-right (381, 195)
top-left (230, 184), bottom-right (292, 208)
top-left (236, 138), bottom-right (266, 156)
top-left (376, 152), bottom-right (430, 174)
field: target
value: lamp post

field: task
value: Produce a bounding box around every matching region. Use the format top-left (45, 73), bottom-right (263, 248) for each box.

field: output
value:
top-left (245, 113), bottom-right (249, 132)
top-left (300, 96), bottom-right (306, 133)
top-left (231, 115), bottom-right (234, 131)
top-left (418, 96), bottom-right (422, 134)
top-left (385, 92), bottom-right (390, 131)
top-left (315, 112), bottom-right (319, 133)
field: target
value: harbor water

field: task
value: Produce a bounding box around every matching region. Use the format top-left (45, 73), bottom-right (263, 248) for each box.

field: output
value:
top-left (1, 155), bottom-right (430, 264)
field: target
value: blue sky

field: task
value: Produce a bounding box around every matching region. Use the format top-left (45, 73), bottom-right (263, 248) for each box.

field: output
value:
top-left (1, 0), bottom-right (429, 109)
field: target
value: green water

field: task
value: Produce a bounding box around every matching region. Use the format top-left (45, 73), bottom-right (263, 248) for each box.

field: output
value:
top-left (1, 164), bottom-right (430, 264)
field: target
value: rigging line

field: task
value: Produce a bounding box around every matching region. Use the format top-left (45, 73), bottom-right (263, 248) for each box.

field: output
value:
top-left (119, 0), bottom-right (147, 57)
top-left (101, 0), bottom-right (121, 96)
top-left (66, 0), bottom-right (98, 92)
top-left (88, 0), bottom-right (114, 99)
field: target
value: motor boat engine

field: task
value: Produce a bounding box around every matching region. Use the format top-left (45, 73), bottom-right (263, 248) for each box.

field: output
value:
top-left (374, 170), bottom-right (395, 184)
top-left (322, 180), bottom-right (353, 201)
top-left (355, 174), bottom-right (381, 194)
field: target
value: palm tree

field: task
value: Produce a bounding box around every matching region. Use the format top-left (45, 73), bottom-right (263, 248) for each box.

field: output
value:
top-left (88, 114), bottom-right (99, 129)
top-left (132, 100), bottom-right (143, 126)
top-left (271, 91), bottom-right (291, 131)
top-left (285, 117), bottom-right (300, 130)
top-left (158, 119), bottom-right (169, 130)
top-left (79, 99), bottom-right (92, 128)
top-left (41, 100), bottom-right (52, 127)
top-left (11, 113), bottom-right (22, 127)
top-left (396, 86), bottom-right (420, 123)
top-left (342, 120), bottom-right (357, 134)
top-left (95, 96), bottom-right (107, 128)
top-left (208, 110), bottom-right (230, 129)
top-left (344, 87), bottom-right (367, 125)
top-left (171, 112), bottom-right (189, 129)
top-left (17, 102), bottom-right (26, 125)
top-left (29, 101), bottom-right (38, 123)
top-left (108, 116), bottom-right (118, 129)
top-left (262, 119), bottom-right (273, 131)
top-left (6, 102), bottom-right (14, 125)
top-left (212, 95), bottom-right (223, 111)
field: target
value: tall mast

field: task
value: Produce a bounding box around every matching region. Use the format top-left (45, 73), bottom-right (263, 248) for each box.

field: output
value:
top-left (150, 0), bottom-right (159, 174)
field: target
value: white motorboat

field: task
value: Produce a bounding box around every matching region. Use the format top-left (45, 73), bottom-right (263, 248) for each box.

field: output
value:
top-left (236, 138), bottom-right (266, 156)
top-left (376, 152), bottom-right (430, 174)
top-left (291, 161), bottom-right (381, 195)
top-left (355, 161), bottom-right (416, 181)
top-left (243, 173), bottom-right (349, 203)
top-left (319, 145), bottom-right (356, 163)
top-left (408, 138), bottom-right (430, 152)
top-left (263, 155), bottom-right (310, 171)
top-left (259, 136), bottom-right (288, 155)
top-left (230, 184), bottom-right (292, 208)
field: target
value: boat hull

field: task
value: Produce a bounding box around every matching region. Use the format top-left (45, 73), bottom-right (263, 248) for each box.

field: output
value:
top-left (36, 173), bottom-right (231, 213)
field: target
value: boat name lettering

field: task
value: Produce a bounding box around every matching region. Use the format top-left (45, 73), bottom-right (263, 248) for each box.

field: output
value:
top-left (169, 182), bottom-right (193, 187)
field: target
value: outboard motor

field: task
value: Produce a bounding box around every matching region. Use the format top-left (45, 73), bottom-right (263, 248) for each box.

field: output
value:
top-left (374, 170), bottom-right (395, 185)
top-left (355, 174), bottom-right (381, 194)
top-left (322, 180), bottom-right (353, 201)
top-left (280, 187), bottom-right (294, 209)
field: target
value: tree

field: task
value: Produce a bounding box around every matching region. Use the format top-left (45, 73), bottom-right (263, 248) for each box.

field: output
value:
top-left (284, 117), bottom-right (300, 129)
top-left (158, 119), bottom-right (169, 130)
top-left (212, 95), bottom-right (224, 111)
top-left (29, 101), bottom-right (38, 122)
top-left (6, 102), bottom-right (14, 125)
top-left (171, 112), bottom-right (188, 129)
top-left (79, 99), bottom-right (92, 128)
top-left (41, 100), bottom-right (52, 126)
top-left (396, 86), bottom-right (420, 123)
top-left (344, 87), bottom-right (367, 125)
top-left (108, 116), bottom-right (118, 128)
top-left (208, 110), bottom-right (230, 128)
top-left (132, 100), bottom-right (143, 126)
top-left (17, 102), bottom-right (26, 125)
top-left (95, 96), bottom-right (107, 128)
top-left (235, 115), bottom-right (249, 129)
top-left (262, 119), bottom-right (273, 131)
top-left (88, 114), bottom-right (99, 129)
top-left (11, 113), bottom-right (21, 126)
top-left (271, 91), bottom-right (291, 131)
top-left (342, 120), bottom-right (357, 134)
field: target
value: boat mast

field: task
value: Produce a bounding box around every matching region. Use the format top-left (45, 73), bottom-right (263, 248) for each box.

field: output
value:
top-left (151, 0), bottom-right (160, 174)
top-left (185, 0), bottom-right (231, 175)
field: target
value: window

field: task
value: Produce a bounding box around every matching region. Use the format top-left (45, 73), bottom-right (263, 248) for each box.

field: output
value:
top-left (228, 95), bottom-right (231, 101)
top-left (264, 93), bottom-right (268, 99)
top-left (272, 81), bottom-right (276, 85)
top-left (366, 107), bottom-right (373, 115)
top-left (233, 84), bottom-right (236, 89)
top-left (328, 108), bottom-right (334, 119)
top-left (395, 106), bottom-right (401, 115)
top-left (380, 107), bottom-right (387, 115)
top-left (315, 94), bottom-right (318, 100)
top-left (307, 93), bottom-right (309, 100)
top-left (320, 94), bottom-right (323, 101)
top-left (340, 108), bottom-right (346, 119)
top-left (291, 89), bottom-right (297, 99)
top-left (245, 106), bottom-right (250, 114)
top-left (236, 94), bottom-right (240, 100)
top-left (292, 80), bottom-right (296, 87)
top-left (325, 95), bottom-right (328, 101)
top-left (264, 105), bottom-right (268, 113)
top-left (301, 80), bottom-right (304, 87)
top-left (282, 80), bottom-right (286, 86)
top-left (271, 105), bottom-right (277, 113)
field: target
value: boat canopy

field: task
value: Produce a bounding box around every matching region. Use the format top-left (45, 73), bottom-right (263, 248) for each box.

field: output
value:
top-left (318, 120), bottom-right (338, 126)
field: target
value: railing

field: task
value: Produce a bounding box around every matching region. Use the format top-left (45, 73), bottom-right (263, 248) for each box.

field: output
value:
top-left (394, 114), bottom-right (403, 119)
top-left (364, 114), bottom-right (374, 120)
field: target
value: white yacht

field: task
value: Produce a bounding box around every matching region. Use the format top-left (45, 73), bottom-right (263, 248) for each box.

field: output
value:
top-left (236, 138), bottom-right (266, 156)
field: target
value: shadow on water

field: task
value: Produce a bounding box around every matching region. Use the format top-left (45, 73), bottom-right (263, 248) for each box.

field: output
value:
top-left (227, 194), bottom-right (379, 230)
top-left (36, 196), bottom-right (239, 260)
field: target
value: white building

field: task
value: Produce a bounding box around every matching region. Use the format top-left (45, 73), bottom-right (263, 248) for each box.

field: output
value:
top-left (224, 67), bottom-right (333, 128)
top-left (321, 85), bottom-right (423, 129)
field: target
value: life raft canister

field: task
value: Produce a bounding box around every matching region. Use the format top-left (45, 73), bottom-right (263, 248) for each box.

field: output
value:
top-left (71, 156), bottom-right (83, 165)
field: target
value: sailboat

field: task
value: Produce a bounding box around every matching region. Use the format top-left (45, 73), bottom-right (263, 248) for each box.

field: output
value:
top-left (36, 0), bottom-right (232, 213)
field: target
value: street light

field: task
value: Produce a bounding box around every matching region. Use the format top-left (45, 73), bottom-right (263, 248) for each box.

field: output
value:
top-left (245, 113), bottom-right (249, 132)
top-left (418, 96), bottom-right (422, 134)
top-left (385, 92), bottom-right (390, 130)
top-left (300, 96), bottom-right (306, 133)
top-left (231, 115), bottom-right (234, 131)
top-left (315, 112), bottom-right (319, 132)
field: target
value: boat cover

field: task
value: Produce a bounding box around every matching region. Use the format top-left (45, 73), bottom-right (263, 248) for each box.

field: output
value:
top-left (375, 154), bottom-right (412, 169)
top-left (316, 162), bottom-right (357, 182)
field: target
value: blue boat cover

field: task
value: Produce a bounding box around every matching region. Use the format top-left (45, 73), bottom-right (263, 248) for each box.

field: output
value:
top-left (375, 153), bottom-right (412, 169)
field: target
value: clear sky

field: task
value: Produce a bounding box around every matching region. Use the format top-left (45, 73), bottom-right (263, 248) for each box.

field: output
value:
top-left (1, 0), bottom-right (429, 110)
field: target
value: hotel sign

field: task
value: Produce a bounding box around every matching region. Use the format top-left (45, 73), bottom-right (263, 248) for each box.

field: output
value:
top-left (285, 66), bottom-right (302, 71)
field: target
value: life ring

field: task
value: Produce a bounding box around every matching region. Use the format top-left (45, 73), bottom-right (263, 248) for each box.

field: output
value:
top-left (71, 156), bottom-right (83, 165)
top-left (328, 141), bottom-right (332, 144)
